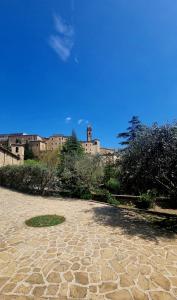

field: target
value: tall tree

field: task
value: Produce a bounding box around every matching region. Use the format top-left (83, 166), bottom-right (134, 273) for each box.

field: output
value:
top-left (117, 116), bottom-right (144, 145)
top-left (61, 130), bottom-right (84, 156)
top-left (119, 123), bottom-right (177, 207)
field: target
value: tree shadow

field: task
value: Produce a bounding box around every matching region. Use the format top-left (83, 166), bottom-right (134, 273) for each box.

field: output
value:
top-left (91, 205), bottom-right (176, 243)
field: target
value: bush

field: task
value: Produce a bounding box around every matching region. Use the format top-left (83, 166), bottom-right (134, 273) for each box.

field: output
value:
top-left (105, 178), bottom-right (120, 193)
top-left (0, 165), bottom-right (56, 195)
top-left (135, 191), bottom-right (155, 209)
top-left (57, 153), bottom-right (103, 199)
top-left (103, 190), bottom-right (120, 206)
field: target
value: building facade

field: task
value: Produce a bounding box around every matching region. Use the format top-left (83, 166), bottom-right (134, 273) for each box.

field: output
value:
top-left (0, 144), bottom-right (24, 167)
top-left (0, 127), bottom-right (115, 161)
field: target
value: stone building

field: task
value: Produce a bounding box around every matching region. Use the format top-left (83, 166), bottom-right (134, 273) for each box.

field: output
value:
top-left (0, 127), bottom-right (115, 160)
top-left (0, 144), bottom-right (24, 167)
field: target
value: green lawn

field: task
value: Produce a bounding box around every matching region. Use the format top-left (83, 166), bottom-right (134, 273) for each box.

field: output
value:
top-left (25, 214), bottom-right (65, 227)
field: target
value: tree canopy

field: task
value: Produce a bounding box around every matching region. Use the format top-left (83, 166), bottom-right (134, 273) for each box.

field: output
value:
top-left (117, 116), bottom-right (144, 145)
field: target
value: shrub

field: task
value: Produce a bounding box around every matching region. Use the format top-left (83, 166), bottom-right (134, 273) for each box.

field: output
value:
top-left (104, 190), bottom-right (119, 206)
top-left (0, 165), bottom-right (56, 195)
top-left (57, 153), bottom-right (103, 198)
top-left (105, 178), bottom-right (120, 193)
top-left (135, 191), bottom-right (155, 209)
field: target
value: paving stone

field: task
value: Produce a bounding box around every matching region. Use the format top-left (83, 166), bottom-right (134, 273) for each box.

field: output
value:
top-left (46, 284), bottom-right (59, 296)
top-left (14, 284), bottom-right (31, 295)
top-left (131, 287), bottom-right (148, 300)
top-left (71, 263), bottom-right (80, 271)
top-left (89, 285), bottom-right (97, 293)
top-left (150, 291), bottom-right (176, 300)
top-left (101, 265), bottom-right (117, 281)
top-left (32, 286), bottom-right (46, 297)
top-left (53, 261), bottom-right (70, 272)
top-left (110, 259), bottom-right (125, 273)
top-left (1, 283), bottom-right (16, 293)
top-left (47, 272), bottom-right (61, 284)
top-left (137, 274), bottom-right (150, 290)
top-left (89, 272), bottom-right (101, 283)
top-left (70, 284), bottom-right (87, 298)
top-left (106, 289), bottom-right (132, 300)
top-left (0, 188), bottom-right (177, 300)
top-left (26, 273), bottom-right (44, 284)
top-left (120, 273), bottom-right (134, 287)
top-left (63, 271), bottom-right (73, 282)
top-left (74, 272), bottom-right (89, 285)
top-left (0, 278), bottom-right (9, 289)
top-left (99, 282), bottom-right (117, 293)
top-left (59, 282), bottom-right (68, 297)
top-left (151, 272), bottom-right (171, 290)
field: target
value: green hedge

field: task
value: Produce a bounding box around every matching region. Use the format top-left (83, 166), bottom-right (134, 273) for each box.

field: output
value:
top-left (0, 165), bottom-right (56, 195)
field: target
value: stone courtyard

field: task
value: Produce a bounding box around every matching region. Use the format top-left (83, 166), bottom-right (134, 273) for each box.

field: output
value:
top-left (0, 188), bottom-right (177, 300)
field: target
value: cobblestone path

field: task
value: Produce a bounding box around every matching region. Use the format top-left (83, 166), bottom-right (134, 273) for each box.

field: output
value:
top-left (0, 187), bottom-right (177, 299)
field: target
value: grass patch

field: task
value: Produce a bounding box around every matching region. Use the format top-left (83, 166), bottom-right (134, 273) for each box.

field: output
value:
top-left (25, 214), bottom-right (65, 227)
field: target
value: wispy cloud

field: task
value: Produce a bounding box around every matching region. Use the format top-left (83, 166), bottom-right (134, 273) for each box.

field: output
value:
top-left (78, 119), bottom-right (84, 125)
top-left (49, 15), bottom-right (74, 62)
top-left (65, 117), bottom-right (72, 123)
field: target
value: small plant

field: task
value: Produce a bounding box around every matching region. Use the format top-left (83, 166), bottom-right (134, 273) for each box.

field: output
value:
top-left (25, 215), bottom-right (65, 227)
top-left (103, 190), bottom-right (120, 206)
top-left (135, 190), bottom-right (155, 209)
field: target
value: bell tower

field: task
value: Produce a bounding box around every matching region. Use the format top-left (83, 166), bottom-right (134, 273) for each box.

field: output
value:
top-left (87, 126), bottom-right (92, 142)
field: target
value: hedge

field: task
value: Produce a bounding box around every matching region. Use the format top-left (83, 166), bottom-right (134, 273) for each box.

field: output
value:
top-left (0, 165), bottom-right (56, 195)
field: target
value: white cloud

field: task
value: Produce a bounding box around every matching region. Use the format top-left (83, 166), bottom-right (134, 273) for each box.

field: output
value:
top-left (78, 119), bottom-right (84, 125)
top-left (54, 15), bottom-right (74, 37)
top-left (49, 15), bottom-right (74, 62)
top-left (65, 117), bottom-right (72, 123)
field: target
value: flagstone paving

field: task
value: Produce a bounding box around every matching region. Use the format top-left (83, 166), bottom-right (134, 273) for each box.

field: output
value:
top-left (0, 187), bottom-right (177, 300)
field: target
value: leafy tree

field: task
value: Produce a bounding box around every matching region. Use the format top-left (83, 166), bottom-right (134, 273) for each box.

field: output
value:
top-left (117, 116), bottom-right (144, 145)
top-left (24, 142), bottom-right (35, 160)
top-left (57, 154), bottom-right (103, 198)
top-left (119, 123), bottom-right (177, 207)
top-left (60, 130), bottom-right (84, 157)
top-left (39, 148), bottom-right (60, 169)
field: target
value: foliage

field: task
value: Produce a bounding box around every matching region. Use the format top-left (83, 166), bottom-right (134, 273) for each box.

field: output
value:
top-left (60, 130), bottom-right (84, 157)
top-left (103, 162), bottom-right (120, 193)
top-left (24, 142), bottom-right (35, 160)
top-left (25, 215), bottom-right (65, 227)
top-left (57, 153), bottom-right (103, 198)
top-left (24, 159), bottom-right (41, 166)
top-left (105, 178), bottom-right (120, 193)
top-left (0, 165), bottom-right (56, 195)
top-left (135, 191), bottom-right (155, 209)
top-left (117, 116), bottom-right (144, 146)
top-left (139, 213), bottom-right (177, 233)
top-left (38, 148), bottom-right (60, 169)
top-left (119, 123), bottom-right (177, 207)
top-left (103, 190), bottom-right (120, 206)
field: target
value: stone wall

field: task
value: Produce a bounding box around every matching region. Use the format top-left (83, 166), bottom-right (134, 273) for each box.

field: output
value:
top-left (0, 147), bottom-right (21, 167)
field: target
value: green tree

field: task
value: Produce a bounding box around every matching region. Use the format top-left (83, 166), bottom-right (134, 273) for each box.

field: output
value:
top-left (24, 142), bottom-right (35, 160)
top-left (119, 123), bottom-right (177, 207)
top-left (39, 148), bottom-right (60, 169)
top-left (61, 130), bottom-right (84, 157)
top-left (57, 153), bottom-right (103, 198)
top-left (117, 116), bottom-right (144, 145)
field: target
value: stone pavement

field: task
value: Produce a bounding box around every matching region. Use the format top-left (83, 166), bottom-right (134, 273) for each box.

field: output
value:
top-left (0, 187), bottom-right (177, 300)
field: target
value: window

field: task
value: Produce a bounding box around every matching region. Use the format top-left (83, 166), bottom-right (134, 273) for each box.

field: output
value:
top-left (16, 147), bottom-right (19, 153)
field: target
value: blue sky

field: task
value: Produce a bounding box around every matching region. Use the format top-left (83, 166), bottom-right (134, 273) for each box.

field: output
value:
top-left (1, 0), bottom-right (177, 148)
